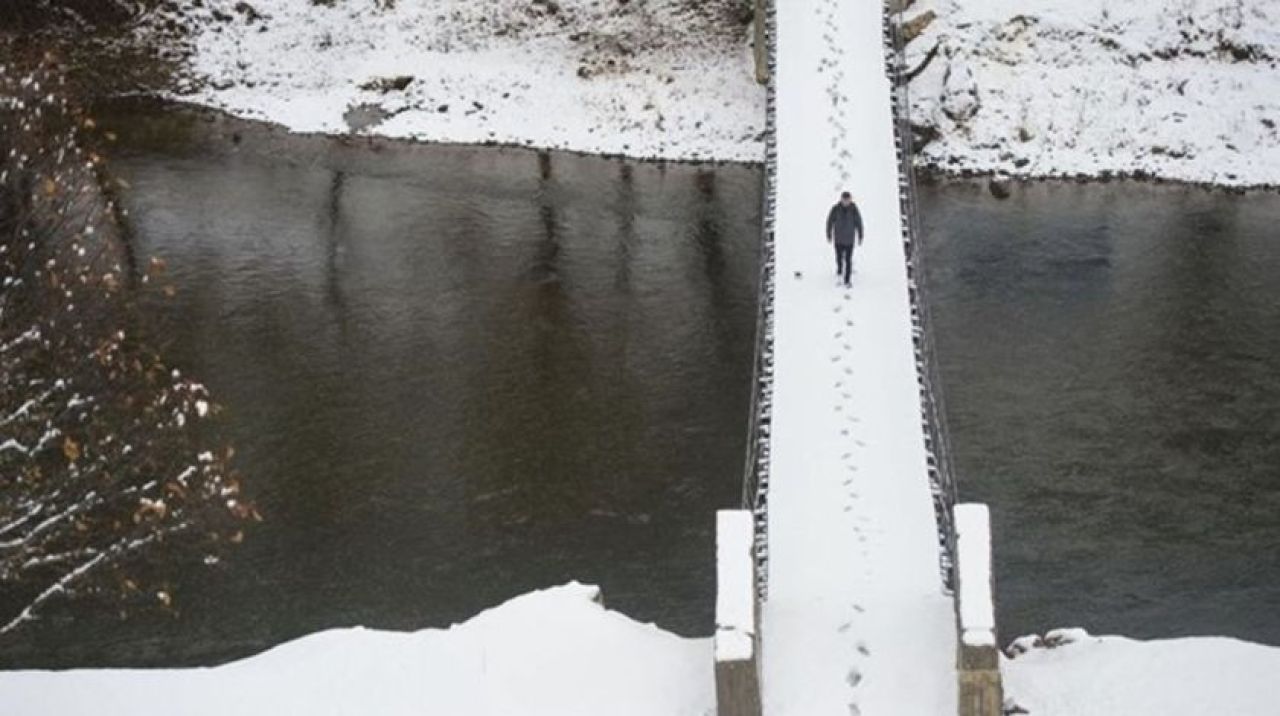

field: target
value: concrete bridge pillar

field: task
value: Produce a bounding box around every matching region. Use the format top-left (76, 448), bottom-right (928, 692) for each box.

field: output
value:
top-left (715, 510), bottom-right (762, 716)
top-left (955, 503), bottom-right (1004, 716)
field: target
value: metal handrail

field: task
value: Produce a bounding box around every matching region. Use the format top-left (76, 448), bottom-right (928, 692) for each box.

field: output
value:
top-left (741, 0), bottom-right (779, 603)
top-left (883, 4), bottom-right (962, 592)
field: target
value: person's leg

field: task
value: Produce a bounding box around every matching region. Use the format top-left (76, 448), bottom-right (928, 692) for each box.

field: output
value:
top-left (834, 242), bottom-right (843, 275)
top-left (839, 245), bottom-right (852, 285)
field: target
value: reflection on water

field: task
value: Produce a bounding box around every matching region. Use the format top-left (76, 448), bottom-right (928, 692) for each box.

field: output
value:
top-left (921, 179), bottom-right (1280, 645)
top-left (9, 102), bottom-right (1279, 669)
top-left (0, 103), bottom-right (761, 668)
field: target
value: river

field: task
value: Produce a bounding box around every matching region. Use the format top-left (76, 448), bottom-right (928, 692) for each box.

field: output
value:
top-left (920, 178), bottom-right (1280, 645)
top-left (3, 103), bottom-right (1278, 667)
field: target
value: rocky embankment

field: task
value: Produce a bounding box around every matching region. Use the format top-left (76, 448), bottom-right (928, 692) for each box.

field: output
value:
top-left (904, 0), bottom-right (1280, 188)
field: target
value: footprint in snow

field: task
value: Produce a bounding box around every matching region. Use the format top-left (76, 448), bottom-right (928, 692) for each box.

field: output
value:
top-left (855, 439), bottom-right (866, 447)
top-left (838, 622), bottom-right (851, 633)
top-left (846, 669), bottom-right (862, 688)
top-left (849, 705), bottom-right (861, 716)
top-left (857, 641), bottom-right (870, 656)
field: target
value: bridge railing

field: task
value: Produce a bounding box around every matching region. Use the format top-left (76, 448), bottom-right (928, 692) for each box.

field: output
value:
top-left (740, 0), bottom-right (778, 604)
top-left (882, 3), bottom-right (962, 592)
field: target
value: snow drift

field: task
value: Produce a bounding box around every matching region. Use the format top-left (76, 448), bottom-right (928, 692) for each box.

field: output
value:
top-left (1003, 627), bottom-right (1280, 716)
top-left (0, 583), bottom-right (713, 716)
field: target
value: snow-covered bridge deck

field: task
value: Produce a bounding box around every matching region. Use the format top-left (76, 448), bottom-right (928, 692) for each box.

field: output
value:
top-left (757, 1), bottom-right (958, 713)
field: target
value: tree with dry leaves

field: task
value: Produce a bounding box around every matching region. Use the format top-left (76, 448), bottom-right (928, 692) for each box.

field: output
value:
top-left (0, 60), bottom-right (255, 637)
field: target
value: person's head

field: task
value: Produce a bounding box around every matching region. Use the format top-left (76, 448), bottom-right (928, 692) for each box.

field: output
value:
top-left (840, 191), bottom-right (852, 205)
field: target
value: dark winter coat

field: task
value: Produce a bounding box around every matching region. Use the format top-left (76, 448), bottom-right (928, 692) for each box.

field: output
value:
top-left (826, 202), bottom-right (864, 247)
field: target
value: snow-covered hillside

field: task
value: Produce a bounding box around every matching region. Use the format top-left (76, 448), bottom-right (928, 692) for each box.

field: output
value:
top-left (907, 0), bottom-right (1280, 187)
top-left (167, 0), bottom-right (766, 162)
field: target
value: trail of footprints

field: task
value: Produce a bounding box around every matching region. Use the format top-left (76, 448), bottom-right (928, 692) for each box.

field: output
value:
top-left (815, 0), bottom-right (873, 711)
top-left (817, 1), bottom-right (852, 193)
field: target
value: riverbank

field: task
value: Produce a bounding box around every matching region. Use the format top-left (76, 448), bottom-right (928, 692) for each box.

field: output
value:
top-left (907, 0), bottom-right (1280, 188)
top-left (1003, 629), bottom-right (1280, 715)
top-left (1, 585), bottom-right (1277, 716)
top-left (149, 0), bottom-right (1280, 188)
top-left (163, 0), bottom-right (766, 162)
top-left (0, 584), bottom-right (715, 716)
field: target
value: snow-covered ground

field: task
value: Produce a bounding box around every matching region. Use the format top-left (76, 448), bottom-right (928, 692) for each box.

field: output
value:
top-left (908, 0), bottom-right (1280, 187)
top-left (0, 583), bottom-right (713, 716)
top-left (1003, 628), bottom-right (1280, 715)
top-left (5, 587), bottom-right (1279, 715)
top-left (163, 0), bottom-right (1280, 185)
top-left (166, 0), bottom-right (766, 161)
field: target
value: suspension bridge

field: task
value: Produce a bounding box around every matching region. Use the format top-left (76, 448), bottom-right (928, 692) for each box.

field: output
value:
top-left (716, 2), bottom-right (1002, 715)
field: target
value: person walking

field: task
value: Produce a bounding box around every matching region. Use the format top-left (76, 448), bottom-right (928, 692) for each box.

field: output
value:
top-left (826, 191), bottom-right (864, 287)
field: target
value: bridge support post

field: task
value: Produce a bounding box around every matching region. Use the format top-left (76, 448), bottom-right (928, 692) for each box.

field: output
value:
top-left (715, 510), bottom-right (762, 716)
top-left (955, 503), bottom-right (1003, 716)
top-left (752, 0), bottom-right (769, 85)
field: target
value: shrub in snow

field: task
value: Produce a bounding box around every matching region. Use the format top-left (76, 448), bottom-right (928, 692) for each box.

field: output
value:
top-left (0, 61), bottom-right (257, 638)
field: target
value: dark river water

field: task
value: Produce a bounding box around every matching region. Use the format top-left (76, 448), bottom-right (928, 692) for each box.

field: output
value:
top-left (919, 179), bottom-right (1280, 645)
top-left (4, 103), bottom-right (1279, 667)
top-left (1, 104), bottom-right (761, 668)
